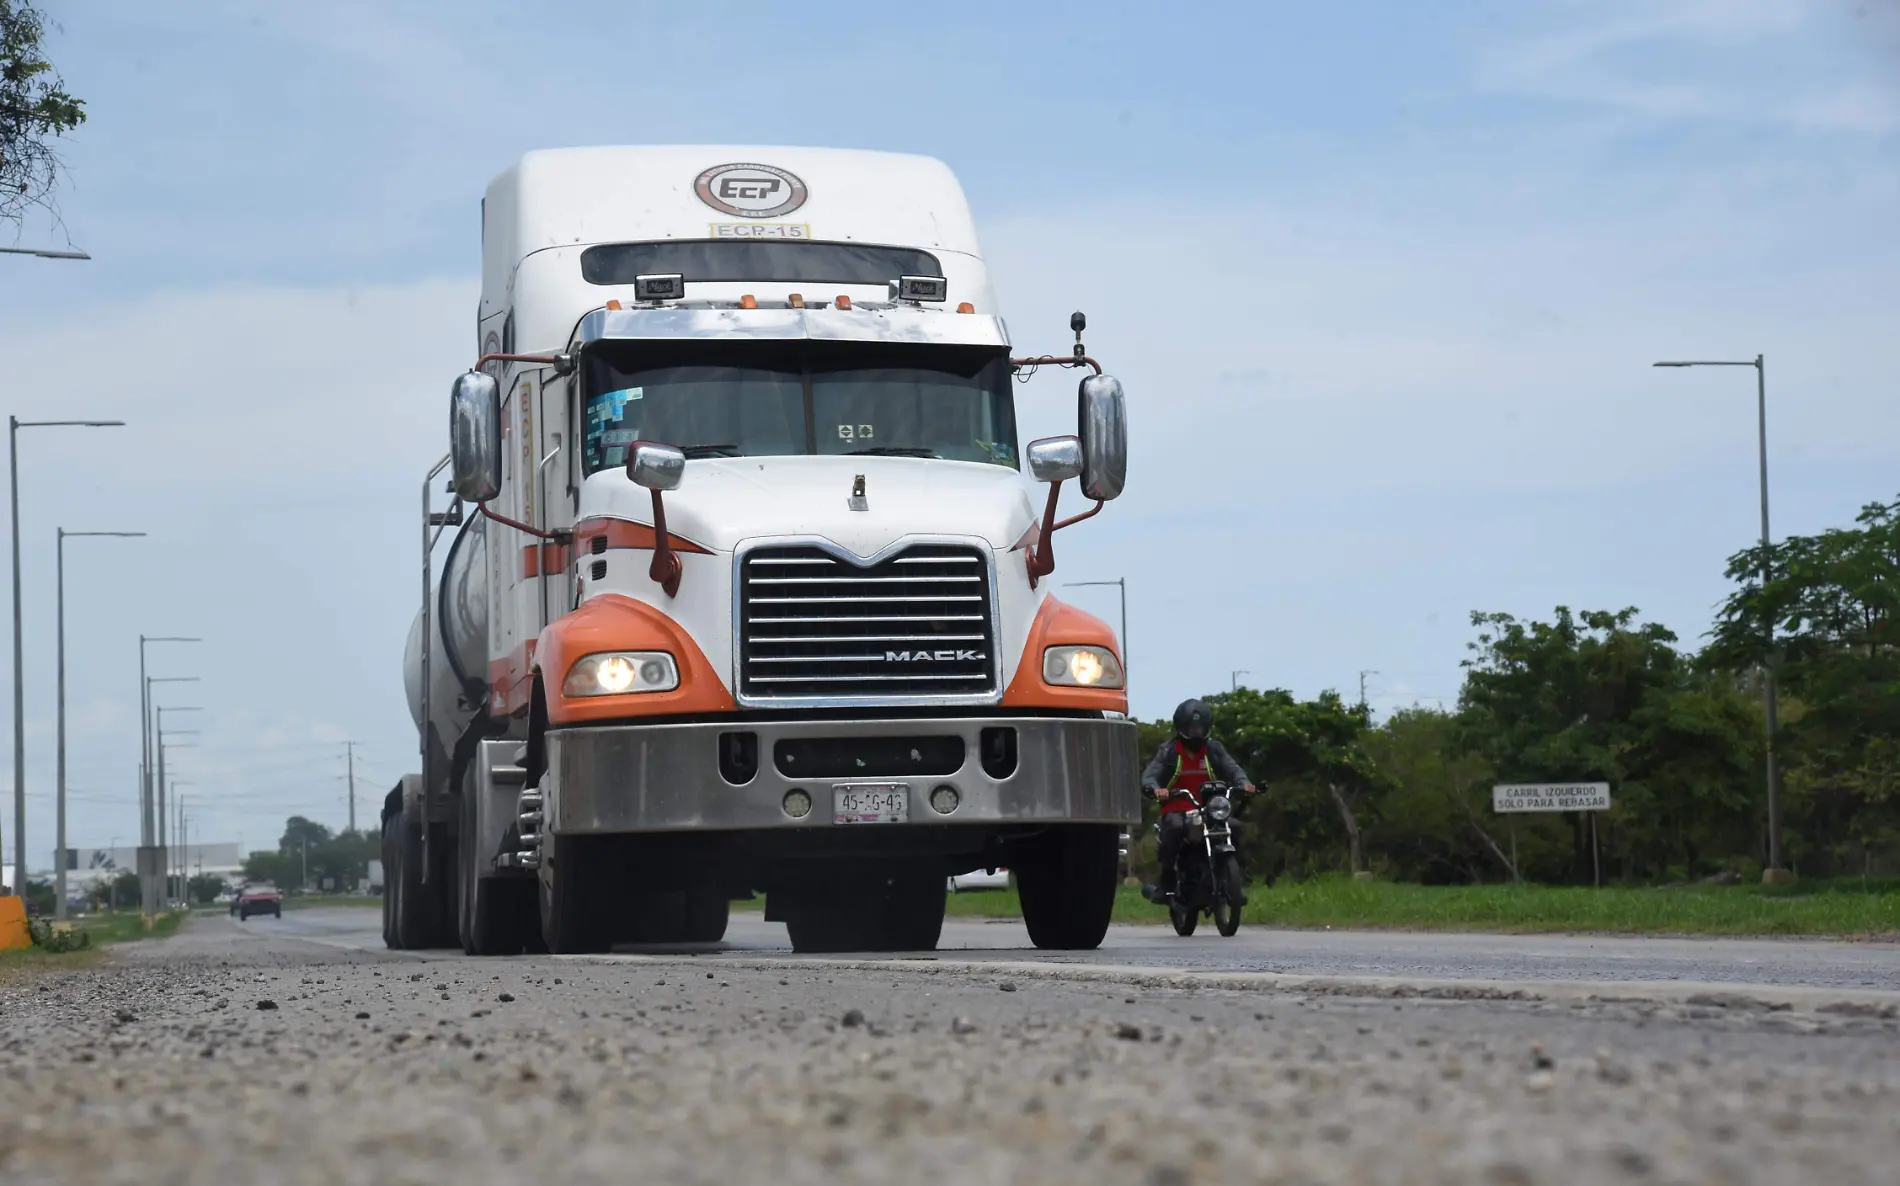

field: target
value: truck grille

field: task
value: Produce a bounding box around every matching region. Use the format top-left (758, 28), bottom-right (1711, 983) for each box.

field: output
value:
top-left (738, 544), bottom-right (997, 702)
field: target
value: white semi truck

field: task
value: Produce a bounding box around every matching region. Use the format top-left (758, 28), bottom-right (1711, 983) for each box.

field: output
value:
top-left (385, 146), bottom-right (1137, 955)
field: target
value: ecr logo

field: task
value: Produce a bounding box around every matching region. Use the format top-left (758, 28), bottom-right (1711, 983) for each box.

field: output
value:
top-left (694, 162), bottom-right (808, 219)
top-left (884, 650), bottom-right (984, 663)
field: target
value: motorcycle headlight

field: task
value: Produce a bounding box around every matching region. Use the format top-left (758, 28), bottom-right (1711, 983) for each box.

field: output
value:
top-left (562, 651), bottom-right (680, 697)
top-left (1042, 645), bottom-right (1125, 689)
top-left (1206, 796), bottom-right (1232, 822)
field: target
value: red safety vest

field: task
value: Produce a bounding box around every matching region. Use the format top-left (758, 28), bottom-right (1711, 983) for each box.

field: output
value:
top-left (1160, 741), bottom-right (1213, 815)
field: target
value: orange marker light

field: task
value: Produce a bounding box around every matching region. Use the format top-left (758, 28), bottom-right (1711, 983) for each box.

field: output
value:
top-left (835, 295), bottom-right (852, 310)
top-left (605, 299), bottom-right (623, 311)
top-left (957, 302), bottom-right (975, 314)
top-left (739, 294), bottom-right (757, 309)
top-left (788, 293), bottom-right (805, 309)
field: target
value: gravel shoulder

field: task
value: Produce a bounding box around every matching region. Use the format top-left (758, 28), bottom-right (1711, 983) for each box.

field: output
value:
top-left (2, 914), bottom-right (1897, 1186)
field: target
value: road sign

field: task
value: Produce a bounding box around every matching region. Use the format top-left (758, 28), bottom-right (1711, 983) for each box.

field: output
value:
top-left (1492, 782), bottom-right (1611, 813)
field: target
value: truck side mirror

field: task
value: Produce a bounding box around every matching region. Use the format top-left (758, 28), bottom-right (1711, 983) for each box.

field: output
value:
top-left (626, 441), bottom-right (686, 491)
top-left (449, 371), bottom-right (502, 503)
top-left (1078, 374), bottom-right (1127, 501)
top-left (1026, 435), bottom-right (1084, 484)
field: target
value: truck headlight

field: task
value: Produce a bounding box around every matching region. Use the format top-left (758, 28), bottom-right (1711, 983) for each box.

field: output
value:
top-left (562, 651), bottom-right (679, 697)
top-left (1042, 645), bottom-right (1124, 689)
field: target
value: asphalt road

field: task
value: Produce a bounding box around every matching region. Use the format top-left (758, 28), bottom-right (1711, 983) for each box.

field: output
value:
top-left (4, 911), bottom-right (1896, 1185)
top-left (269, 903), bottom-right (1900, 991)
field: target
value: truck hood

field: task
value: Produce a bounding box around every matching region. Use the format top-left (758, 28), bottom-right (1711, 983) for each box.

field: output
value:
top-left (579, 455), bottom-right (1041, 556)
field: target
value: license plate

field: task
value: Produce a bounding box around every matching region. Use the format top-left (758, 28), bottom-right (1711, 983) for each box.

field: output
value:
top-left (833, 783), bottom-right (910, 824)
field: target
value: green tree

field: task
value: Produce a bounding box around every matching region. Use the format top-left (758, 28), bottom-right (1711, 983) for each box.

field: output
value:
top-left (187, 873), bottom-right (224, 906)
top-left (241, 850), bottom-right (295, 888)
top-left (1363, 708), bottom-right (1506, 883)
top-left (1459, 607), bottom-right (1759, 882)
top-left (1710, 495), bottom-right (1900, 874)
top-left (1206, 688), bottom-right (1390, 880)
top-left (1, 2), bottom-right (86, 228)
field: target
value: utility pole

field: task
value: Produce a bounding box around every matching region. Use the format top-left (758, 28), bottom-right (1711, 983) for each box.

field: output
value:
top-left (343, 740), bottom-right (359, 835)
top-left (1653, 355), bottom-right (1786, 881)
top-left (301, 835), bottom-right (309, 892)
top-left (1231, 670), bottom-right (1249, 692)
top-left (1358, 670), bottom-right (1378, 711)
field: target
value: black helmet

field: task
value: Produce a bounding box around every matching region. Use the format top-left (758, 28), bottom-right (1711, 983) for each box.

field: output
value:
top-left (1173, 699), bottom-right (1212, 748)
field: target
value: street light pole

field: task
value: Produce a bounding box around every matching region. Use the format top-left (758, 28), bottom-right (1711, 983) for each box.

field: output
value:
top-left (0, 246), bottom-right (90, 260)
top-left (137, 638), bottom-right (198, 918)
top-left (1653, 354), bottom-right (1785, 880)
top-left (54, 530), bottom-right (145, 919)
top-left (149, 688), bottom-right (199, 908)
top-left (9, 416), bottom-right (123, 901)
top-left (1231, 670), bottom-right (1250, 693)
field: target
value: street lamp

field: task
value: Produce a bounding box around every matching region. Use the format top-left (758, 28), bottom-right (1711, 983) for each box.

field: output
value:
top-left (1653, 354), bottom-right (1785, 881)
top-left (170, 781), bottom-right (196, 905)
top-left (9, 416), bottom-right (124, 906)
top-left (137, 637), bottom-right (198, 916)
top-left (53, 529), bottom-right (146, 919)
top-left (1063, 578), bottom-right (1128, 679)
top-left (150, 687), bottom-right (199, 907)
top-left (1231, 670), bottom-right (1250, 693)
top-left (0, 246), bottom-right (90, 260)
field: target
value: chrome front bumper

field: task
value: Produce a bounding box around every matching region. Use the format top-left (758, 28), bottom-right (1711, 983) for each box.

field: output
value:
top-left (544, 715), bottom-right (1140, 834)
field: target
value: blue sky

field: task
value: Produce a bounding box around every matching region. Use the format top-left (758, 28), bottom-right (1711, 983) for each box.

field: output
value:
top-left (2, 0), bottom-right (1896, 860)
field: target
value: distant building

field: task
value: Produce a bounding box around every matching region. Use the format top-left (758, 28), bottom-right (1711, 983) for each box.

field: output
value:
top-left (56, 844), bottom-right (247, 898)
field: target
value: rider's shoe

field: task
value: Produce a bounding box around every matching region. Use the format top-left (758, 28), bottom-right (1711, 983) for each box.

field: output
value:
top-left (1140, 883), bottom-right (1169, 904)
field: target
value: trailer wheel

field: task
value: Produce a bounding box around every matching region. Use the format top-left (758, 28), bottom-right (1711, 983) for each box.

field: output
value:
top-left (1015, 824), bottom-right (1118, 950)
top-left (380, 807), bottom-right (400, 948)
top-left (538, 835), bottom-right (611, 954)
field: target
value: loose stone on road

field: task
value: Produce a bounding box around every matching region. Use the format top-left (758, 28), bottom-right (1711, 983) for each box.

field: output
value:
top-left (1, 911), bottom-right (1896, 1185)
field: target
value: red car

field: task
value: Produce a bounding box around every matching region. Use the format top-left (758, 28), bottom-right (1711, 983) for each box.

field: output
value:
top-left (233, 883), bottom-right (282, 921)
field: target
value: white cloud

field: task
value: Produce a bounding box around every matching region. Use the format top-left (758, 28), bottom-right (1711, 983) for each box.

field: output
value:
top-left (1476, 0), bottom-right (1899, 134)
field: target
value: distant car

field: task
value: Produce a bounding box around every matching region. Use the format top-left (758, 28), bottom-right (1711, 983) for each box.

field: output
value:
top-left (234, 883), bottom-right (282, 921)
top-left (947, 867), bottom-right (1009, 892)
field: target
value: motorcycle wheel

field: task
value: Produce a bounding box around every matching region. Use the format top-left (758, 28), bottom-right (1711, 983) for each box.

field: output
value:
top-left (1213, 856), bottom-right (1244, 937)
top-left (1169, 899), bottom-right (1198, 936)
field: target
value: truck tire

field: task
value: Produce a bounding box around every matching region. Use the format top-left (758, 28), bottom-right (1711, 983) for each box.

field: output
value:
top-left (394, 806), bottom-right (456, 949)
top-left (538, 836), bottom-right (611, 954)
top-left (459, 784), bottom-right (534, 956)
top-left (1015, 824), bottom-right (1119, 950)
top-left (783, 875), bottom-right (944, 953)
top-left (879, 875), bottom-right (946, 951)
top-left (380, 811), bottom-right (399, 948)
top-left (784, 904), bottom-right (879, 953)
top-left (681, 889), bottom-right (730, 944)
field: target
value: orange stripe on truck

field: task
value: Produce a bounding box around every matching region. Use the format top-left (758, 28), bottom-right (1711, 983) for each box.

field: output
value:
top-left (533, 593), bottom-right (735, 724)
top-left (1001, 596), bottom-right (1129, 713)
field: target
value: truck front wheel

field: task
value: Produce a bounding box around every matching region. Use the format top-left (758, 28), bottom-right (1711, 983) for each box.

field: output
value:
top-left (538, 836), bottom-right (611, 954)
top-left (782, 874), bottom-right (945, 953)
top-left (1015, 825), bottom-right (1119, 950)
top-left (458, 782), bottom-right (537, 956)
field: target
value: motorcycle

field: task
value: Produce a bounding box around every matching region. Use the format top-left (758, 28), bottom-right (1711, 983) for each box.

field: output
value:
top-left (1144, 780), bottom-right (1248, 937)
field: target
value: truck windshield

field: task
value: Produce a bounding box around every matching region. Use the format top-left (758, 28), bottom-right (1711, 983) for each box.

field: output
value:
top-left (581, 341), bottom-right (1018, 473)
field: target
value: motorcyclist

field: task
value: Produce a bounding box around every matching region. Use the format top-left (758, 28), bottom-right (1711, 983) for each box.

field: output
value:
top-left (1141, 698), bottom-right (1255, 902)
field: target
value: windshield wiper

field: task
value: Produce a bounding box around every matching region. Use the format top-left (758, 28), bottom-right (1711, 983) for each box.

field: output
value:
top-left (846, 446), bottom-right (939, 458)
top-left (679, 443), bottom-right (742, 458)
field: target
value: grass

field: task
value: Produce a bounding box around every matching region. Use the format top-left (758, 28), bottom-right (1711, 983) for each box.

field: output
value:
top-left (0, 909), bottom-right (183, 974)
top-left (944, 877), bottom-right (1900, 938)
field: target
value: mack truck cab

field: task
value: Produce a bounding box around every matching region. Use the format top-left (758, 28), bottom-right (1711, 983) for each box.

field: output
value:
top-left (385, 146), bottom-right (1139, 956)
